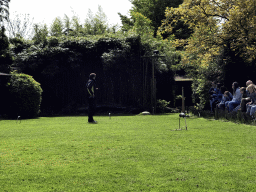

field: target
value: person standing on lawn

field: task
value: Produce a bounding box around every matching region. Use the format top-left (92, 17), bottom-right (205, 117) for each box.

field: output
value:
top-left (86, 73), bottom-right (97, 123)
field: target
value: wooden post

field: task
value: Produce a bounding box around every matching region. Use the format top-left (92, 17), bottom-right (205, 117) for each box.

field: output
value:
top-left (154, 77), bottom-right (157, 114)
top-left (215, 106), bottom-right (219, 120)
top-left (182, 87), bottom-right (185, 113)
top-left (151, 58), bottom-right (156, 114)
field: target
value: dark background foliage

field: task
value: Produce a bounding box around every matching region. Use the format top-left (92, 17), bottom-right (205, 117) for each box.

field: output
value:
top-left (12, 35), bottom-right (175, 115)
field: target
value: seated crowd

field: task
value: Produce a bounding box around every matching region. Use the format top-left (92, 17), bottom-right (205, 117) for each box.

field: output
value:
top-left (209, 80), bottom-right (256, 119)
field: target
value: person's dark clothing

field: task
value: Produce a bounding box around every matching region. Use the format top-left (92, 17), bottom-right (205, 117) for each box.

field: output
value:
top-left (240, 91), bottom-right (251, 112)
top-left (86, 79), bottom-right (96, 122)
top-left (241, 98), bottom-right (251, 112)
top-left (88, 97), bottom-right (96, 122)
top-left (209, 87), bottom-right (215, 96)
top-left (217, 92), bottom-right (232, 110)
top-left (86, 79), bottom-right (96, 98)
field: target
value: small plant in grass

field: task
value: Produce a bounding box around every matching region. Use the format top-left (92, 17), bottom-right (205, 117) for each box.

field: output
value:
top-left (157, 99), bottom-right (171, 113)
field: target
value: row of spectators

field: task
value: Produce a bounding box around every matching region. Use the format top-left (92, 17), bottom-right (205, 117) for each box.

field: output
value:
top-left (209, 80), bottom-right (256, 118)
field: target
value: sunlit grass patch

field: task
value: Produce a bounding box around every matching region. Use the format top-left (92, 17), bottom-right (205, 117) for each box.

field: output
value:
top-left (1, 115), bottom-right (256, 191)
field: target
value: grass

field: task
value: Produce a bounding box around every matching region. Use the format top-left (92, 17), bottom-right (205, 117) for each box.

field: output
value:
top-left (1, 114), bottom-right (256, 191)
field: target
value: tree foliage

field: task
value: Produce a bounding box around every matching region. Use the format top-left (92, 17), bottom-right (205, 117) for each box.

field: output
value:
top-left (130, 12), bottom-right (154, 38)
top-left (5, 4), bottom-right (181, 114)
top-left (129, 0), bottom-right (185, 36)
top-left (32, 24), bottom-right (48, 45)
top-left (0, 26), bottom-right (11, 73)
top-left (0, 0), bottom-right (10, 25)
top-left (84, 6), bottom-right (108, 35)
top-left (157, 0), bottom-right (256, 109)
top-left (0, 24), bottom-right (11, 117)
top-left (160, 0), bottom-right (256, 82)
top-left (50, 17), bottom-right (63, 37)
top-left (5, 12), bottom-right (34, 39)
top-left (10, 34), bottom-right (176, 114)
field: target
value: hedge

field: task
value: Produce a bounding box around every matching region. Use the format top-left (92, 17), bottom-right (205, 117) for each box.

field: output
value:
top-left (6, 72), bottom-right (43, 118)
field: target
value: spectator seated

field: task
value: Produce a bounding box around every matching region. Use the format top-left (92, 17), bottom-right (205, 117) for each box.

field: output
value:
top-left (217, 90), bottom-right (232, 110)
top-left (210, 83), bottom-right (222, 112)
top-left (246, 84), bottom-right (256, 118)
top-left (225, 82), bottom-right (242, 112)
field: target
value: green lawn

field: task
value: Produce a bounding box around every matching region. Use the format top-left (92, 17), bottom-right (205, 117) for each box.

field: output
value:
top-left (1, 114), bottom-right (256, 191)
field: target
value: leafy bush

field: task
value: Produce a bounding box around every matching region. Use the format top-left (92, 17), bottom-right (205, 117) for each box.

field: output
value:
top-left (9, 36), bottom-right (31, 54)
top-left (175, 95), bottom-right (183, 100)
top-left (6, 72), bottom-right (43, 118)
top-left (157, 99), bottom-right (171, 113)
top-left (191, 78), bottom-right (209, 110)
top-left (48, 36), bottom-right (59, 47)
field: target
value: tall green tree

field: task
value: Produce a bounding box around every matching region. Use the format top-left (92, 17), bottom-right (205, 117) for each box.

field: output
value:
top-left (71, 15), bottom-right (83, 36)
top-left (129, 0), bottom-right (184, 36)
top-left (32, 24), bottom-right (48, 44)
top-left (0, 24), bottom-right (11, 116)
top-left (0, 26), bottom-right (11, 73)
top-left (118, 12), bottom-right (134, 32)
top-left (50, 17), bottom-right (63, 37)
top-left (0, 0), bottom-right (10, 25)
top-left (84, 6), bottom-right (108, 35)
top-left (130, 11), bottom-right (154, 38)
top-left (161, 0), bottom-right (256, 81)
top-left (63, 14), bottom-right (72, 35)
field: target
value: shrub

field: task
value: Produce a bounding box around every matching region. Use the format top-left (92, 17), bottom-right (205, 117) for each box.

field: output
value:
top-left (6, 72), bottom-right (43, 118)
top-left (191, 78), bottom-right (209, 110)
top-left (48, 36), bottom-right (59, 47)
top-left (157, 99), bottom-right (171, 113)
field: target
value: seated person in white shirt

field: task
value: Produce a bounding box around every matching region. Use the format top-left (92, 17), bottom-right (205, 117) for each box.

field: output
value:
top-left (225, 82), bottom-right (242, 112)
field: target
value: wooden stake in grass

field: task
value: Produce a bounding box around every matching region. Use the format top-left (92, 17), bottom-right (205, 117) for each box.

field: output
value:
top-left (176, 87), bottom-right (188, 131)
top-left (16, 116), bottom-right (21, 124)
top-left (182, 87), bottom-right (185, 113)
